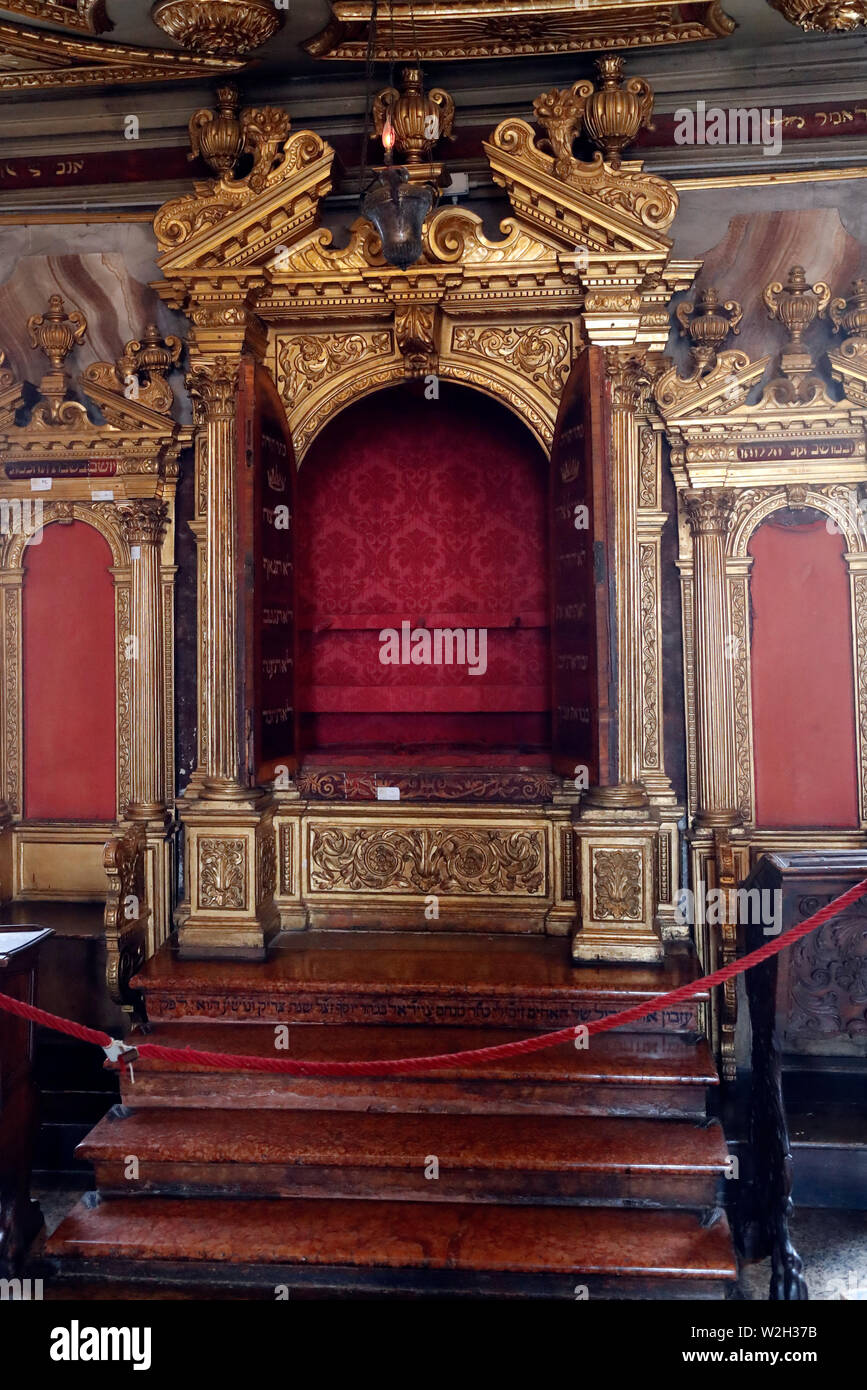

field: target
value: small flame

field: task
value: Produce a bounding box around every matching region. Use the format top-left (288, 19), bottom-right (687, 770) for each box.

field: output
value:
top-left (382, 114), bottom-right (396, 156)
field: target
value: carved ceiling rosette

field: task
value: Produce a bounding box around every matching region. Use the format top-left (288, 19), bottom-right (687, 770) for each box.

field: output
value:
top-left (151, 0), bottom-right (284, 57)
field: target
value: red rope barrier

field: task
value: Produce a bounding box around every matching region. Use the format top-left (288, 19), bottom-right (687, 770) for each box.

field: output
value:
top-left (2, 876), bottom-right (866, 1077)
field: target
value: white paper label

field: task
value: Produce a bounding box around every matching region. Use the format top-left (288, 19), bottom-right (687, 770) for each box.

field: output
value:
top-left (91, 489), bottom-right (114, 502)
top-left (31, 478), bottom-right (51, 492)
top-left (376, 786), bottom-right (400, 801)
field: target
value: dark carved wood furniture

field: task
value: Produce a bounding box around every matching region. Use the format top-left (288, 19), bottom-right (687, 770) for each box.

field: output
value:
top-left (0, 927), bottom-right (52, 1273)
top-left (738, 851), bottom-right (867, 1299)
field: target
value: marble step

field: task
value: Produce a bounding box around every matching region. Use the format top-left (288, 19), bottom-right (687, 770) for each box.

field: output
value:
top-left (80, 1106), bottom-right (729, 1207)
top-left (46, 1195), bottom-right (737, 1299)
top-left (118, 1023), bottom-right (718, 1118)
top-left (134, 932), bottom-right (705, 1030)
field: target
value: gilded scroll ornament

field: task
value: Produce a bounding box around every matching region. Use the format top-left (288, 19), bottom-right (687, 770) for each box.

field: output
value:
top-left (309, 826), bottom-right (546, 896)
top-left (199, 837), bottom-right (247, 909)
top-left (639, 543), bottom-right (660, 771)
top-left (452, 325), bottom-right (572, 398)
top-left (256, 830), bottom-right (277, 904)
top-left (104, 821), bottom-right (147, 1011)
top-left (395, 306), bottom-right (437, 376)
top-left (591, 848), bottom-right (643, 921)
top-left (278, 331), bottom-right (392, 400)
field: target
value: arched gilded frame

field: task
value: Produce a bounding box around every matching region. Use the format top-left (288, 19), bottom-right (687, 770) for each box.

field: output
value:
top-left (726, 485), bottom-right (867, 828)
top-left (0, 502), bottom-right (131, 822)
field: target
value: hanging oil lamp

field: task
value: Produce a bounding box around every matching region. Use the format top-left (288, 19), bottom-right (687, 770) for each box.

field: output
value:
top-left (359, 0), bottom-right (453, 271)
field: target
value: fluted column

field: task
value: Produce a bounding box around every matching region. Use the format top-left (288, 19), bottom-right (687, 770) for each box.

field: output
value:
top-left (186, 356), bottom-right (242, 800)
top-left (120, 499), bottom-right (169, 821)
top-left (684, 489), bottom-right (740, 827)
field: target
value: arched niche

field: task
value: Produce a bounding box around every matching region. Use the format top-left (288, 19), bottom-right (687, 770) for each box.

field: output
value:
top-left (295, 381), bottom-right (551, 765)
top-left (22, 518), bottom-right (117, 820)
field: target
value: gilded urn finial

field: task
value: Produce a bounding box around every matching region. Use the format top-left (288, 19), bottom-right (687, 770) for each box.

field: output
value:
top-left (118, 325), bottom-right (183, 382)
top-left (27, 294), bottom-right (87, 370)
top-left (830, 278), bottom-right (867, 340)
top-left (763, 265), bottom-right (831, 349)
top-left (582, 54), bottom-right (655, 169)
top-left (372, 66), bottom-right (456, 166)
top-left (189, 83), bottom-right (246, 178)
top-left (676, 288), bottom-right (743, 375)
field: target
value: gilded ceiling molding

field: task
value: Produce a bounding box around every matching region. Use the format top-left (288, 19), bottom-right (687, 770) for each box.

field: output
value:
top-left (769, 0), bottom-right (867, 30)
top-left (304, 1), bottom-right (735, 62)
top-left (0, 17), bottom-right (240, 90)
top-left (151, 0), bottom-right (284, 58)
top-left (1, 1), bottom-right (110, 33)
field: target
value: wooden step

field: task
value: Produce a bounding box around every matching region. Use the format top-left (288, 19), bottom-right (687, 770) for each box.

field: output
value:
top-left (118, 1023), bottom-right (718, 1118)
top-left (134, 933), bottom-right (705, 1030)
top-left (45, 1195), bottom-right (737, 1299)
top-left (80, 1106), bottom-right (729, 1207)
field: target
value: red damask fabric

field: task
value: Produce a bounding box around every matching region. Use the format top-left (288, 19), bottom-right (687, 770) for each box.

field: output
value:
top-left (297, 384), bottom-right (551, 761)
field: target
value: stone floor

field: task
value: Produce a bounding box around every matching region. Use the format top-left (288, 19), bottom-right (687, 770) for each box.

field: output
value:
top-left (32, 1184), bottom-right (867, 1300)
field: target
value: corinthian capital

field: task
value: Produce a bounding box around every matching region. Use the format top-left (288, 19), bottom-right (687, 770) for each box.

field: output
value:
top-left (187, 356), bottom-right (239, 424)
top-left (604, 347), bottom-right (657, 413)
top-left (119, 499), bottom-right (169, 547)
top-left (683, 489), bottom-right (736, 537)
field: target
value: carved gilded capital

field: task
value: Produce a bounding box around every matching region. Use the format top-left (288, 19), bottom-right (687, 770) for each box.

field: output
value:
top-left (119, 499), bottom-right (170, 548)
top-left (683, 489), bottom-right (736, 537)
top-left (605, 348), bottom-right (656, 413)
top-left (187, 356), bottom-right (239, 423)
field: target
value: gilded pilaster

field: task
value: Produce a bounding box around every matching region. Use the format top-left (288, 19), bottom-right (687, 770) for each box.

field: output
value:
top-left (119, 500), bottom-right (169, 821)
top-left (186, 355), bottom-right (242, 799)
top-left (683, 489), bottom-right (740, 827)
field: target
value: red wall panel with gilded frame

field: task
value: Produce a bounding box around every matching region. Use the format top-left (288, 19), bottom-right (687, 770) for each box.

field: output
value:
top-left (22, 520), bottom-right (116, 821)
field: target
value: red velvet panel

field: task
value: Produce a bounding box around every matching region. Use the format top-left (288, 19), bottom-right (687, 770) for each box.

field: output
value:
top-left (749, 515), bottom-right (858, 828)
top-left (297, 385), bottom-right (550, 759)
top-left (23, 521), bottom-right (116, 820)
